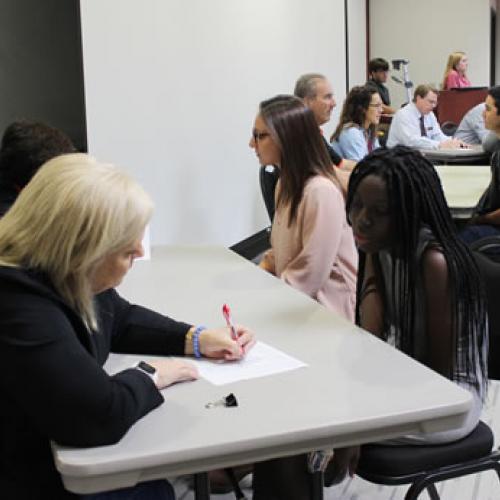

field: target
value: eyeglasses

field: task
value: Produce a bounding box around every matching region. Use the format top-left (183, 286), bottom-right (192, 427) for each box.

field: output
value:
top-left (252, 131), bottom-right (270, 142)
top-left (423, 97), bottom-right (437, 106)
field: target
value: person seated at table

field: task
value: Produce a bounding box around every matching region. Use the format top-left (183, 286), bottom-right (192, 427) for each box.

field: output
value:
top-left (293, 73), bottom-right (356, 173)
top-left (0, 119), bottom-right (76, 216)
top-left (442, 51), bottom-right (471, 90)
top-left (251, 95), bottom-right (358, 499)
top-left (366, 57), bottom-right (396, 115)
top-left (453, 99), bottom-right (500, 153)
top-left (347, 146), bottom-right (488, 446)
top-left (461, 86), bottom-right (500, 247)
top-left (387, 84), bottom-right (466, 150)
top-left (330, 86), bottom-right (382, 162)
top-left (454, 103), bottom-right (490, 146)
top-left (254, 95), bottom-right (357, 321)
top-left (0, 153), bottom-right (255, 500)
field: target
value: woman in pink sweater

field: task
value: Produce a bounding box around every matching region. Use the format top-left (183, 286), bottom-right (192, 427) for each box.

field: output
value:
top-left (250, 95), bottom-right (359, 498)
top-left (442, 51), bottom-right (471, 90)
top-left (252, 95), bottom-right (358, 322)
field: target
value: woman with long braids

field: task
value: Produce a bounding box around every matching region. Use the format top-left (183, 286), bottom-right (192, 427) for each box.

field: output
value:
top-left (347, 146), bottom-right (488, 444)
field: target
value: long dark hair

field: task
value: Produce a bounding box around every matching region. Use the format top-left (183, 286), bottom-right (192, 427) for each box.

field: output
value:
top-left (331, 85), bottom-right (379, 142)
top-left (260, 95), bottom-right (337, 226)
top-left (346, 146), bottom-right (488, 392)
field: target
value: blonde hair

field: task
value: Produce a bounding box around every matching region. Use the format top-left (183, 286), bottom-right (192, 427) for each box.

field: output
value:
top-left (0, 153), bottom-right (153, 330)
top-left (442, 51), bottom-right (466, 89)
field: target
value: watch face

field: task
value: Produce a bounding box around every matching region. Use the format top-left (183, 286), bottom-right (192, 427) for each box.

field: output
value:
top-left (137, 361), bottom-right (156, 374)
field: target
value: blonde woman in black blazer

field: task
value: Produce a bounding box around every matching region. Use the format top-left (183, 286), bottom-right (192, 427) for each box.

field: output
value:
top-left (0, 154), bottom-right (254, 500)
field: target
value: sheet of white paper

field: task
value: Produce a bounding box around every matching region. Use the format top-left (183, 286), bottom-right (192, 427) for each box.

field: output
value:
top-left (192, 341), bottom-right (307, 385)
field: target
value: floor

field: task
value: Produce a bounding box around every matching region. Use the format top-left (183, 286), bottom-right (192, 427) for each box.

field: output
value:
top-left (172, 381), bottom-right (500, 500)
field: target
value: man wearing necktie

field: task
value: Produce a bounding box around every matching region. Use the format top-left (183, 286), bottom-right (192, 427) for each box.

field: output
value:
top-left (419, 114), bottom-right (427, 136)
top-left (387, 84), bottom-right (466, 150)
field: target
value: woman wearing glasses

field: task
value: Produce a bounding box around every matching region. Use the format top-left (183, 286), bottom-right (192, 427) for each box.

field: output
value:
top-left (330, 86), bottom-right (382, 162)
top-left (248, 95), bottom-right (358, 499)
top-left (252, 94), bottom-right (357, 323)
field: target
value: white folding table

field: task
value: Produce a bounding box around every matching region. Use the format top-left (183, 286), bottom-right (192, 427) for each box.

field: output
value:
top-left (53, 246), bottom-right (472, 498)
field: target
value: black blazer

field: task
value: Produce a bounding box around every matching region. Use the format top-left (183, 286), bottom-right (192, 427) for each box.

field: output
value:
top-left (0, 266), bottom-right (191, 499)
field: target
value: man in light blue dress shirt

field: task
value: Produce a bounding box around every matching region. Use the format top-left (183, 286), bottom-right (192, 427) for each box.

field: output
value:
top-left (387, 84), bottom-right (464, 150)
top-left (455, 102), bottom-right (500, 152)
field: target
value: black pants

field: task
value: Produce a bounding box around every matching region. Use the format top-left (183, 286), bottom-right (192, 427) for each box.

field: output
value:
top-left (253, 454), bottom-right (313, 500)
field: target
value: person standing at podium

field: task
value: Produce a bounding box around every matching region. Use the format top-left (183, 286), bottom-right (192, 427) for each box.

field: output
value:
top-left (442, 51), bottom-right (471, 90)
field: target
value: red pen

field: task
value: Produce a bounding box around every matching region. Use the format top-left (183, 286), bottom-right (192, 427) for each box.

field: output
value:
top-left (222, 303), bottom-right (238, 340)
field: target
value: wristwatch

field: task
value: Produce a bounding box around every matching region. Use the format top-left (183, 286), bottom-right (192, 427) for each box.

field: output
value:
top-left (134, 361), bottom-right (159, 385)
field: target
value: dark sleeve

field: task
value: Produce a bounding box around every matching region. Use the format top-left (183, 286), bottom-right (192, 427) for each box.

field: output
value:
top-left (0, 293), bottom-right (164, 447)
top-left (321, 136), bottom-right (342, 165)
top-left (328, 145), bottom-right (342, 166)
top-left (475, 153), bottom-right (500, 215)
top-left (97, 288), bottom-right (191, 356)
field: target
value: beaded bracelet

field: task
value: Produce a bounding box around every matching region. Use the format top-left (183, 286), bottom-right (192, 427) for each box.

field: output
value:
top-left (193, 325), bottom-right (206, 359)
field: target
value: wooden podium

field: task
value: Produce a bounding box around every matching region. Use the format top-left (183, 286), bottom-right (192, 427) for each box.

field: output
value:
top-left (435, 87), bottom-right (488, 125)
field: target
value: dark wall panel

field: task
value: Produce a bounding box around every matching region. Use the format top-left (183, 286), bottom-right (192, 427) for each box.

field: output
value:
top-left (0, 0), bottom-right (87, 150)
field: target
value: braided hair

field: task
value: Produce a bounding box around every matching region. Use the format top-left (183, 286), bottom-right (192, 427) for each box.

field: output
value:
top-left (346, 146), bottom-right (488, 392)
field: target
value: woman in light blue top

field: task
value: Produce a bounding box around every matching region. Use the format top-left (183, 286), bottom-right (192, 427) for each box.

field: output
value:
top-left (331, 86), bottom-right (382, 161)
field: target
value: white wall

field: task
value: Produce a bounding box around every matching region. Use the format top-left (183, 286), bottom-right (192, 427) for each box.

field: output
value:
top-left (347, 0), bottom-right (367, 87)
top-left (370, 0), bottom-right (491, 108)
top-left (80, 0), bottom-right (350, 246)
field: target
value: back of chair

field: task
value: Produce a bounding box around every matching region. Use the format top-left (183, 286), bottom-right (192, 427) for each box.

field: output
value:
top-left (259, 165), bottom-right (279, 222)
top-left (441, 121), bottom-right (458, 137)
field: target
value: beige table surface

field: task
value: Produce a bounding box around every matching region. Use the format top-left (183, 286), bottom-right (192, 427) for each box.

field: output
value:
top-left (53, 246), bottom-right (472, 494)
top-left (436, 165), bottom-right (490, 218)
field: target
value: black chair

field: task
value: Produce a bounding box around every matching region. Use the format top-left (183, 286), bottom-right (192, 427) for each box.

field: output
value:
top-left (259, 165), bottom-right (279, 222)
top-left (229, 166), bottom-right (278, 262)
top-left (470, 234), bottom-right (500, 264)
top-left (229, 227), bottom-right (271, 262)
top-left (356, 424), bottom-right (500, 500)
top-left (351, 244), bottom-right (500, 499)
top-left (441, 121), bottom-right (458, 137)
